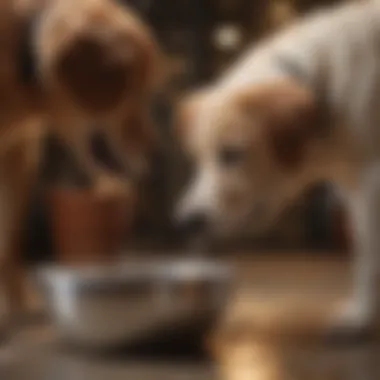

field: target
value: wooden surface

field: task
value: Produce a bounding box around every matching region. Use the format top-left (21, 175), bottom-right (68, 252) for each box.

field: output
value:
top-left (0, 324), bottom-right (214, 380)
top-left (211, 254), bottom-right (366, 380)
top-left (6, 253), bottom-right (380, 380)
top-left (217, 255), bottom-right (350, 341)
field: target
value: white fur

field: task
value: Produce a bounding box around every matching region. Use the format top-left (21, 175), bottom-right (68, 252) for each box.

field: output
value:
top-left (177, 0), bottom-right (380, 332)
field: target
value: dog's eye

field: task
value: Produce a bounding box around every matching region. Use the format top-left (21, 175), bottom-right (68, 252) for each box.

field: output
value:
top-left (218, 147), bottom-right (245, 166)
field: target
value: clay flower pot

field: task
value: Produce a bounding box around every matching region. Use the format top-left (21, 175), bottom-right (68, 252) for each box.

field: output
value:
top-left (47, 180), bottom-right (135, 265)
top-left (333, 204), bottom-right (351, 253)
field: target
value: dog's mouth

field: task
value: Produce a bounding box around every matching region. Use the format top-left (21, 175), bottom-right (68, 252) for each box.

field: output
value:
top-left (54, 37), bottom-right (132, 113)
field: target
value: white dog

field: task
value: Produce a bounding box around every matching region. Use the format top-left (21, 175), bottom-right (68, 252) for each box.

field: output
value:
top-left (175, 0), bottom-right (380, 338)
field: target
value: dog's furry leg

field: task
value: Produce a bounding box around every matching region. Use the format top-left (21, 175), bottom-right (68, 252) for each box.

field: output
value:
top-left (0, 182), bottom-right (14, 336)
top-left (329, 165), bottom-right (380, 341)
top-left (0, 119), bottom-right (43, 332)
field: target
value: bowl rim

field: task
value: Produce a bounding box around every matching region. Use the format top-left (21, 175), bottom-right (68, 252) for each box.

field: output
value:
top-left (34, 257), bottom-right (234, 291)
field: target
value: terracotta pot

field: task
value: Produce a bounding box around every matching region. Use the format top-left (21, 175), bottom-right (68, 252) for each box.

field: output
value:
top-left (48, 184), bottom-right (135, 265)
top-left (332, 203), bottom-right (351, 253)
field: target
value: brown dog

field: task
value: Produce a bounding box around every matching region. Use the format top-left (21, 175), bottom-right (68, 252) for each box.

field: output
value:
top-left (0, 0), bottom-right (159, 328)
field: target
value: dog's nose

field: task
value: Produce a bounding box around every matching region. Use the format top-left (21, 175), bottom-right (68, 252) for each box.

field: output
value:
top-left (56, 37), bottom-right (129, 112)
top-left (177, 212), bottom-right (209, 236)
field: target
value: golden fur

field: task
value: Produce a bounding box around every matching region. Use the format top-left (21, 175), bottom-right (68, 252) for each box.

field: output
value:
top-left (0, 0), bottom-right (159, 326)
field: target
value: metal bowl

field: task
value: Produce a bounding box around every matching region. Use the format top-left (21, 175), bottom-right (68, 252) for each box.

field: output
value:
top-left (35, 257), bottom-right (234, 349)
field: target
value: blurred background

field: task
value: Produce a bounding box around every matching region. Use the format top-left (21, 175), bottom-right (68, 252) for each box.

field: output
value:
top-left (4, 1), bottom-right (372, 380)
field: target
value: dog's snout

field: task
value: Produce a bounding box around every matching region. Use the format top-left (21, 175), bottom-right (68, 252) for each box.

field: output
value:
top-left (55, 36), bottom-right (129, 112)
top-left (177, 211), bottom-right (209, 236)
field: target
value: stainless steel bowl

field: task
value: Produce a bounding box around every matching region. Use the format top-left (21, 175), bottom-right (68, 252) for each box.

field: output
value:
top-left (36, 257), bottom-right (234, 349)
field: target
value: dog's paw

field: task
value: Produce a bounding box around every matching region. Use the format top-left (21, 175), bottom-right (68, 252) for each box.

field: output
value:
top-left (325, 301), bottom-right (375, 344)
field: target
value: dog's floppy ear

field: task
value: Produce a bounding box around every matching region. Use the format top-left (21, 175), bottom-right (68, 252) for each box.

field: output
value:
top-left (237, 80), bottom-right (317, 169)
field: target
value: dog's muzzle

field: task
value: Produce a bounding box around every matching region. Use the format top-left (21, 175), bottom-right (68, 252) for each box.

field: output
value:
top-left (54, 36), bottom-right (131, 112)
